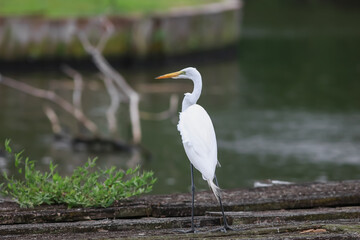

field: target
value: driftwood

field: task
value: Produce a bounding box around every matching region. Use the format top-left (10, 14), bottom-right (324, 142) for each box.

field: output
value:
top-left (43, 105), bottom-right (62, 135)
top-left (71, 137), bottom-right (131, 152)
top-left (0, 18), bottom-right (180, 150)
top-left (62, 65), bottom-right (84, 113)
top-left (78, 17), bottom-right (142, 144)
top-left (77, 18), bottom-right (181, 142)
top-left (62, 65), bottom-right (85, 135)
top-left (1, 180), bottom-right (360, 239)
top-left (0, 74), bottom-right (99, 136)
top-left (101, 74), bottom-right (122, 137)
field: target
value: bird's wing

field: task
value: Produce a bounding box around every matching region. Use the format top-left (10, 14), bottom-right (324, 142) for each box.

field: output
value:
top-left (177, 104), bottom-right (218, 180)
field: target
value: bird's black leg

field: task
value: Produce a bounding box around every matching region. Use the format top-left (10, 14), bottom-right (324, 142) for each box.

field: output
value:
top-left (189, 164), bottom-right (195, 232)
top-left (177, 164), bottom-right (196, 233)
top-left (212, 175), bottom-right (234, 232)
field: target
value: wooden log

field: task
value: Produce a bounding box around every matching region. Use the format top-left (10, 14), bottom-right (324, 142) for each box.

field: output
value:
top-left (71, 137), bottom-right (132, 152)
top-left (0, 215), bottom-right (232, 236)
top-left (207, 206), bottom-right (360, 225)
top-left (0, 216), bottom-right (359, 239)
top-left (146, 180), bottom-right (360, 217)
top-left (1, 180), bottom-right (360, 225)
top-left (0, 205), bottom-right (151, 225)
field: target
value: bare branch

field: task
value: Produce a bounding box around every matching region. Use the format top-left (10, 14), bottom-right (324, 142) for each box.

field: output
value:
top-left (62, 65), bottom-right (86, 135)
top-left (43, 105), bottom-right (62, 135)
top-left (96, 17), bottom-right (115, 52)
top-left (78, 18), bottom-right (142, 144)
top-left (102, 75), bottom-right (121, 137)
top-left (129, 95), bottom-right (141, 143)
top-left (62, 65), bottom-right (83, 111)
top-left (140, 94), bottom-right (179, 120)
top-left (91, 47), bottom-right (141, 143)
top-left (0, 75), bottom-right (99, 136)
top-left (78, 32), bottom-right (137, 96)
top-left (78, 31), bottom-right (94, 54)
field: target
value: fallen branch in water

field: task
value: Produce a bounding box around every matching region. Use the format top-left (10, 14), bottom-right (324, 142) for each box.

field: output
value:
top-left (43, 105), bottom-right (62, 135)
top-left (78, 17), bottom-right (142, 144)
top-left (0, 17), bottom-right (180, 149)
top-left (62, 65), bottom-right (86, 135)
top-left (101, 74), bottom-right (122, 137)
top-left (0, 75), bottom-right (99, 136)
top-left (62, 65), bottom-right (84, 112)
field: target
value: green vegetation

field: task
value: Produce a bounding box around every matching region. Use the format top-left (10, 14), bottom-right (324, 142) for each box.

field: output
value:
top-left (0, 0), bottom-right (220, 18)
top-left (0, 140), bottom-right (156, 208)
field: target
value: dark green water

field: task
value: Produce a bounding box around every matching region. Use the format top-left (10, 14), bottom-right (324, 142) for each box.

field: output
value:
top-left (1, 0), bottom-right (360, 195)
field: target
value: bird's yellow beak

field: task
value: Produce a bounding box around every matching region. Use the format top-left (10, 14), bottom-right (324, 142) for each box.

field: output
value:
top-left (155, 70), bottom-right (183, 79)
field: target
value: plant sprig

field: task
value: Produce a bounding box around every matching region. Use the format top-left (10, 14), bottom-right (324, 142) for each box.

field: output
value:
top-left (0, 140), bottom-right (156, 208)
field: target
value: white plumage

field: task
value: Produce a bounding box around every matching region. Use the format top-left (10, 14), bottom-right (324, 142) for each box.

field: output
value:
top-left (178, 104), bottom-right (218, 177)
top-left (156, 67), bottom-right (231, 232)
top-left (178, 104), bottom-right (220, 198)
top-left (156, 67), bottom-right (221, 200)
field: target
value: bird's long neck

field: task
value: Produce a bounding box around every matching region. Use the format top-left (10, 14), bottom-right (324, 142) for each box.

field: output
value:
top-left (181, 73), bottom-right (202, 112)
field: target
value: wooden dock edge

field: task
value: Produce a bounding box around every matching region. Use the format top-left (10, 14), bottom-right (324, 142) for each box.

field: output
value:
top-left (1, 180), bottom-right (360, 239)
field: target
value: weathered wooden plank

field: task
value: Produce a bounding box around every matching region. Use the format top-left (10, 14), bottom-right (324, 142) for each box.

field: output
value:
top-left (0, 217), bottom-right (359, 239)
top-left (0, 216), bottom-right (224, 236)
top-left (207, 206), bottom-right (360, 224)
top-left (148, 180), bottom-right (360, 217)
top-left (1, 180), bottom-right (360, 225)
top-left (0, 205), bottom-right (151, 225)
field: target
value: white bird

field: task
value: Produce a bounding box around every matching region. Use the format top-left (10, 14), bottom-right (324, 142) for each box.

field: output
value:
top-left (156, 67), bottom-right (231, 233)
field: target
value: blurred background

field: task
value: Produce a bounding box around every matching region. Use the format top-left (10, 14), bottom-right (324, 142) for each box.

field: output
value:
top-left (0, 0), bottom-right (360, 195)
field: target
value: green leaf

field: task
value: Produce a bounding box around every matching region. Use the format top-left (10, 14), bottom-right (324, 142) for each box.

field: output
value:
top-left (1, 140), bottom-right (156, 208)
top-left (5, 139), bottom-right (12, 153)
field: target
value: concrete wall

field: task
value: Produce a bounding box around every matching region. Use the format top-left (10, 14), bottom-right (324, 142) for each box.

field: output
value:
top-left (0, 0), bottom-right (242, 61)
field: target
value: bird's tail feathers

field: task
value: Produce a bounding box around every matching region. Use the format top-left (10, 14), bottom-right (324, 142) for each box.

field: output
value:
top-left (207, 179), bottom-right (221, 202)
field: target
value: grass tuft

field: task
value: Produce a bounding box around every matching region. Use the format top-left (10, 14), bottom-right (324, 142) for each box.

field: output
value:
top-left (0, 0), bottom-right (221, 18)
top-left (0, 139), bottom-right (156, 208)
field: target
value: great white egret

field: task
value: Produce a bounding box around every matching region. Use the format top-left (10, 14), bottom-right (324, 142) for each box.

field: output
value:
top-left (156, 67), bottom-right (231, 233)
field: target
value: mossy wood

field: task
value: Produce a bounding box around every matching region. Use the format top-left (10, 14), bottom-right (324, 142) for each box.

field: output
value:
top-left (1, 180), bottom-right (360, 239)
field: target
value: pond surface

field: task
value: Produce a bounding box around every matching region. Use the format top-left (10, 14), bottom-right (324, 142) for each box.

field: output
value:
top-left (1, 0), bottom-right (360, 195)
